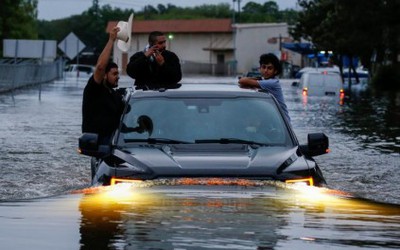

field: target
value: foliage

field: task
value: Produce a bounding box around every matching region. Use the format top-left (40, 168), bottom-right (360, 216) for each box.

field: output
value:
top-left (290, 0), bottom-right (400, 72)
top-left (37, 4), bottom-right (134, 56)
top-left (239, 1), bottom-right (298, 24)
top-left (137, 4), bottom-right (232, 20)
top-left (0, 0), bottom-right (38, 53)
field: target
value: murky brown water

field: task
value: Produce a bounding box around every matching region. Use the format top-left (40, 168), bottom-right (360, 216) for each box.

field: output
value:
top-left (0, 76), bottom-right (399, 249)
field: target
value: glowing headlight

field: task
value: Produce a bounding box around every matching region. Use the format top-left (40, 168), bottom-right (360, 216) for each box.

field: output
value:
top-left (110, 177), bottom-right (143, 186)
top-left (285, 177), bottom-right (314, 186)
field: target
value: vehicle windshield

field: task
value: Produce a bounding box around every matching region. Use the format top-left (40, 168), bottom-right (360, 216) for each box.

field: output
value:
top-left (118, 96), bottom-right (293, 146)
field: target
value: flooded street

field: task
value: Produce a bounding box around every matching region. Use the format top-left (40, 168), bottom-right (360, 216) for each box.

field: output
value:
top-left (1, 186), bottom-right (400, 249)
top-left (0, 75), bottom-right (399, 249)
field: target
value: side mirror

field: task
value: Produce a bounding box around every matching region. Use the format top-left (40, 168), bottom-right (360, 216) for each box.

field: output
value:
top-left (299, 133), bottom-right (329, 157)
top-left (78, 133), bottom-right (110, 158)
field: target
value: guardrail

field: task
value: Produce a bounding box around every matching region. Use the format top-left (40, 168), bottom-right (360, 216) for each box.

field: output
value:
top-left (0, 59), bottom-right (63, 93)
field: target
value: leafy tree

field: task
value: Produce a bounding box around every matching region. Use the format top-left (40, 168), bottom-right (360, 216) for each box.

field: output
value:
top-left (291, 0), bottom-right (399, 89)
top-left (143, 5), bottom-right (158, 19)
top-left (240, 1), bottom-right (297, 24)
top-left (381, 0), bottom-right (400, 65)
top-left (242, 2), bottom-right (263, 14)
top-left (0, 0), bottom-right (38, 53)
top-left (38, 4), bottom-right (134, 57)
top-left (262, 1), bottom-right (279, 16)
top-left (137, 4), bottom-right (232, 20)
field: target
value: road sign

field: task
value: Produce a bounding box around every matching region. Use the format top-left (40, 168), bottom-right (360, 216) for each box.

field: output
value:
top-left (58, 32), bottom-right (86, 60)
top-left (3, 39), bottom-right (57, 59)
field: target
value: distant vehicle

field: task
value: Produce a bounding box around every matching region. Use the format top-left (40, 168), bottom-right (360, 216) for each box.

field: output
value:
top-left (294, 66), bottom-right (340, 79)
top-left (64, 64), bottom-right (94, 79)
top-left (295, 70), bottom-right (344, 97)
top-left (244, 71), bottom-right (262, 78)
top-left (242, 67), bottom-right (261, 79)
top-left (79, 83), bottom-right (329, 187)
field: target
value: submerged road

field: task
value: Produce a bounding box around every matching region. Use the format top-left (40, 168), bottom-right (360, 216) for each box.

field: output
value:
top-left (1, 185), bottom-right (400, 249)
top-left (0, 75), bottom-right (399, 249)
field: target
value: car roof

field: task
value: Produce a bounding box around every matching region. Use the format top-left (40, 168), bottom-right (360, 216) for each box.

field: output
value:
top-left (129, 83), bottom-right (275, 99)
top-left (302, 71), bottom-right (341, 77)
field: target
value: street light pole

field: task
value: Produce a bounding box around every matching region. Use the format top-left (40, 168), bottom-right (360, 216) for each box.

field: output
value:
top-left (232, 0), bottom-right (241, 23)
top-left (237, 0), bottom-right (241, 23)
top-left (232, 0), bottom-right (236, 23)
top-left (232, 0), bottom-right (239, 75)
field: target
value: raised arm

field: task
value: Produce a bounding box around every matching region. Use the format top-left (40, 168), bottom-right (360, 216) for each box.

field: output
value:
top-left (238, 77), bottom-right (260, 88)
top-left (93, 26), bottom-right (120, 84)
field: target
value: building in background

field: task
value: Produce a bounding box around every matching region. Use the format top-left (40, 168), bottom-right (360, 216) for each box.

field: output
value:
top-left (234, 22), bottom-right (301, 77)
top-left (107, 19), bottom-right (302, 76)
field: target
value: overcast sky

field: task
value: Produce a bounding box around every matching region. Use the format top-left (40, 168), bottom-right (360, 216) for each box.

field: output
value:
top-left (37, 0), bottom-right (299, 21)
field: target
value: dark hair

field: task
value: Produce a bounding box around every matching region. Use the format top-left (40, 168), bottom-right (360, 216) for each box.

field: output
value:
top-left (148, 31), bottom-right (164, 45)
top-left (105, 62), bottom-right (118, 73)
top-left (259, 53), bottom-right (282, 75)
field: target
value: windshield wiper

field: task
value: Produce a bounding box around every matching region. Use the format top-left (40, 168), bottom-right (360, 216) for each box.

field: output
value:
top-left (124, 138), bottom-right (192, 144)
top-left (195, 138), bottom-right (269, 146)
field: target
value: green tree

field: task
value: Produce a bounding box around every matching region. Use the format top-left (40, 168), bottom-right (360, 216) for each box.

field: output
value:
top-left (0, 0), bottom-right (38, 53)
top-left (291, 0), bottom-right (399, 89)
top-left (240, 1), bottom-right (297, 24)
top-left (38, 4), bottom-right (134, 57)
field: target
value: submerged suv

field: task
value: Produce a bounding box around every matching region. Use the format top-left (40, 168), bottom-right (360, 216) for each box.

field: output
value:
top-left (79, 83), bottom-right (328, 186)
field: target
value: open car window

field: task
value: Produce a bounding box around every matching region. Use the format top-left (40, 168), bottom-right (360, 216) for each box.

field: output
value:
top-left (117, 97), bottom-right (293, 147)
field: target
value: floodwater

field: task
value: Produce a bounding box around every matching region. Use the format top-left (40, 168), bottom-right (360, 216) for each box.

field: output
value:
top-left (0, 75), bottom-right (399, 249)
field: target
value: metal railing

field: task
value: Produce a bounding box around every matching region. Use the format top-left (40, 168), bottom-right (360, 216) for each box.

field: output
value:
top-left (0, 59), bottom-right (63, 93)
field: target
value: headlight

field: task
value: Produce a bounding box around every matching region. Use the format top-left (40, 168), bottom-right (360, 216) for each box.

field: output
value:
top-left (111, 177), bottom-right (143, 186)
top-left (285, 177), bottom-right (314, 186)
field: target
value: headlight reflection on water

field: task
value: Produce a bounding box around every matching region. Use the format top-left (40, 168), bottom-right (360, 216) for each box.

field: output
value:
top-left (104, 183), bottom-right (139, 201)
top-left (288, 183), bottom-right (353, 203)
top-left (73, 178), bottom-right (399, 216)
top-left (286, 183), bottom-right (400, 216)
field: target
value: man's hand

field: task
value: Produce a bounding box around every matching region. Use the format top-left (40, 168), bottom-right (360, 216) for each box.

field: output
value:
top-left (144, 45), bottom-right (158, 57)
top-left (153, 50), bottom-right (165, 65)
top-left (145, 46), bottom-right (165, 65)
top-left (110, 26), bottom-right (120, 42)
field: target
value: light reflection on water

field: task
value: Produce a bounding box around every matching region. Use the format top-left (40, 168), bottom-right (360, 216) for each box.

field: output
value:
top-left (0, 183), bottom-right (399, 249)
top-left (78, 184), bottom-right (400, 249)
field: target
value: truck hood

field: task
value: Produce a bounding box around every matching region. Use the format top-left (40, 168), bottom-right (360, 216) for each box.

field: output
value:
top-left (114, 144), bottom-right (301, 178)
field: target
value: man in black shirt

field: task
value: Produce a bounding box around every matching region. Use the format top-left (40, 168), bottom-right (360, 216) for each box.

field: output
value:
top-left (82, 26), bottom-right (125, 144)
top-left (126, 31), bottom-right (182, 90)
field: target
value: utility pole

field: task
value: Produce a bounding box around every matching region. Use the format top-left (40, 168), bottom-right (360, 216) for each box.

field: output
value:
top-left (232, 0), bottom-right (236, 24)
top-left (232, 0), bottom-right (241, 23)
top-left (232, 0), bottom-right (240, 75)
top-left (237, 0), bottom-right (241, 23)
top-left (92, 0), bottom-right (99, 16)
